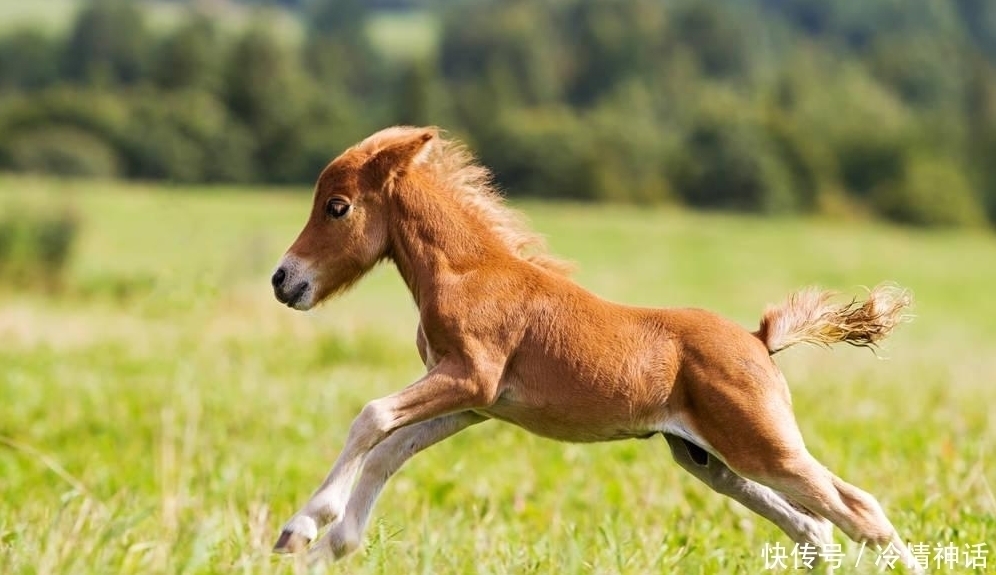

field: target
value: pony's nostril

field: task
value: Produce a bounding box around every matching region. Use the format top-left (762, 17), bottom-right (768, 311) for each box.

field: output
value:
top-left (271, 267), bottom-right (287, 288)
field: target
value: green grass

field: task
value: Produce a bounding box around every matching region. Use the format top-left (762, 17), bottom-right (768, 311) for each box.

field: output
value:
top-left (0, 0), bottom-right (81, 34)
top-left (1, 176), bottom-right (993, 574)
top-left (0, 0), bottom-right (433, 59)
top-left (367, 11), bottom-right (440, 63)
top-left (0, 0), bottom-right (300, 42)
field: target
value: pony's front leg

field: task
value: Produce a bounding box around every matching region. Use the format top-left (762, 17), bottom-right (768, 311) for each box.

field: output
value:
top-left (272, 413), bottom-right (375, 552)
top-left (273, 362), bottom-right (496, 553)
top-left (307, 412), bottom-right (487, 560)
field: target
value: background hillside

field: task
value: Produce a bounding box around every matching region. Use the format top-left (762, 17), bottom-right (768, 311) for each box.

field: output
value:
top-left (3, 0), bottom-right (996, 228)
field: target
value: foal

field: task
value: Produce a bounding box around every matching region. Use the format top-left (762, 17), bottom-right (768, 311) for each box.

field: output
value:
top-left (270, 126), bottom-right (921, 570)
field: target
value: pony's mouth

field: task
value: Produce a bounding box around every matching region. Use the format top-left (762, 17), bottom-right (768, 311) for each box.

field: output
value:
top-left (276, 281), bottom-right (309, 308)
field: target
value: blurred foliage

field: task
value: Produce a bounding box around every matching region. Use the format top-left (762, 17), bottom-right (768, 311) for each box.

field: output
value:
top-left (62, 0), bottom-right (150, 85)
top-left (1, 0), bottom-right (996, 228)
top-left (0, 203), bottom-right (79, 289)
top-left (873, 155), bottom-right (987, 228)
top-left (4, 126), bottom-right (121, 178)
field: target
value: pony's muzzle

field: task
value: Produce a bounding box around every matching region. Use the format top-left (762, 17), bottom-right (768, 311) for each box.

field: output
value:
top-left (271, 267), bottom-right (287, 289)
top-left (272, 265), bottom-right (310, 308)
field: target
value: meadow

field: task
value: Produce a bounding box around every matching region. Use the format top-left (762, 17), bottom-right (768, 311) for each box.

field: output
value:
top-left (0, 0), bottom-right (304, 40)
top-left (0, 0), bottom-right (436, 62)
top-left (0, 176), bottom-right (993, 574)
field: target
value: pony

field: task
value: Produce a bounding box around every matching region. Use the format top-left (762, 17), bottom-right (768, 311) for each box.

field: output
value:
top-left (270, 126), bottom-right (920, 571)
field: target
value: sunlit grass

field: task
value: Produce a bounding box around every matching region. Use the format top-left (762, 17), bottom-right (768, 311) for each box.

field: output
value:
top-left (0, 0), bottom-right (80, 34)
top-left (1, 176), bottom-right (993, 574)
top-left (0, 0), bottom-right (432, 56)
top-left (367, 11), bottom-right (440, 63)
top-left (0, 0), bottom-right (302, 39)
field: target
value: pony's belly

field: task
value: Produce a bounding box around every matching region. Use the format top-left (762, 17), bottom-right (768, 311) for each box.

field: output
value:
top-left (476, 396), bottom-right (661, 443)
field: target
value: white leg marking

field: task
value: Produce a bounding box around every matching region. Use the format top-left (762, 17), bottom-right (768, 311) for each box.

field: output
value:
top-left (278, 399), bottom-right (395, 546)
top-left (310, 413), bottom-right (485, 560)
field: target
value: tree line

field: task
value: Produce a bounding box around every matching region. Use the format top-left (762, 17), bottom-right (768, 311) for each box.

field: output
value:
top-left (2, 0), bottom-right (996, 228)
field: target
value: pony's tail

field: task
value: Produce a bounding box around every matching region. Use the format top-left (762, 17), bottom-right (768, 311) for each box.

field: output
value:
top-left (755, 283), bottom-right (913, 355)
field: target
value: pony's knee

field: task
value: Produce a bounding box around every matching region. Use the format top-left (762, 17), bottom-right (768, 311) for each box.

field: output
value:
top-left (353, 399), bottom-right (394, 445)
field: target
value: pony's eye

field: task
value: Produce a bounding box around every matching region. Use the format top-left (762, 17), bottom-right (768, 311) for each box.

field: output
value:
top-left (325, 197), bottom-right (352, 219)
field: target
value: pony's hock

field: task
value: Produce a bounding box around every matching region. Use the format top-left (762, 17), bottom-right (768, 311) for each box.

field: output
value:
top-left (270, 126), bottom-right (921, 572)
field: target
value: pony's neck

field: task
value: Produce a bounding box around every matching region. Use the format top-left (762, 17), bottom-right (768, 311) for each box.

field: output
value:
top-left (386, 180), bottom-right (507, 308)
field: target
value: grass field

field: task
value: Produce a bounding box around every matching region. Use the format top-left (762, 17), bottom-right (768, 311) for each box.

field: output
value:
top-left (0, 0), bottom-right (436, 62)
top-left (0, 0), bottom-right (302, 40)
top-left (0, 176), bottom-right (993, 574)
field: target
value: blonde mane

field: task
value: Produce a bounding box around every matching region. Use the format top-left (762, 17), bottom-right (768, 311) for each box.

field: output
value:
top-left (424, 134), bottom-right (573, 276)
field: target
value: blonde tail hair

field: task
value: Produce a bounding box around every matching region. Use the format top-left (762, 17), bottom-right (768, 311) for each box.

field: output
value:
top-left (756, 283), bottom-right (913, 355)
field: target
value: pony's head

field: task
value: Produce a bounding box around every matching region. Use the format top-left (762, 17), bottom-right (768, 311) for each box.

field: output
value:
top-left (272, 126), bottom-right (436, 310)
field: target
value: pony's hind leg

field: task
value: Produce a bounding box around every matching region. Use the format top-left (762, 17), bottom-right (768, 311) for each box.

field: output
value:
top-left (740, 451), bottom-right (923, 573)
top-left (664, 434), bottom-right (832, 553)
top-left (685, 378), bottom-right (924, 573)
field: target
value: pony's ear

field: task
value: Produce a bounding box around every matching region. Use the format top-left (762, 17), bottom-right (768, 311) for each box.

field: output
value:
top-left (364, 129), bottom-right (436, 184)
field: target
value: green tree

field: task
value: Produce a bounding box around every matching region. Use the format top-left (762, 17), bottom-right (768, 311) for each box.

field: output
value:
top-left (62, 0), bottom-right (150, 86)
top-left (483, 108), bottom-right (601, 201)
top-left (0, 28), bottom-right (61, 92)
top-left (669, 2), bottom-right (748, 79)
top-left (961, 53), bottom-right (996, 224)
top-left (867, 33), bottom-right (963, 109)
top-left (668, 88), bottom-right (796, 213)
top-left (392, 59), bottom-right (449, 127)
top-left (561, 0), bottom-right (668, 106)
top-left (152, 13), bottom-right (220, 92)
top-left (223, 26), bottom-right (312, 182)
top-left (956, 0), bottom-right (996, 58)
top-left (873, 155), bottom-right (986, 227)
top-left (0, 88), bottom-right (129, 178)
top-left (306, 0), bottom-right (368, 39)
top-left (439, 0), bottom-right (568, 107)
top-left (302, 0), bottom-right (383, 95)
top-left (123, 89), bottom-right (254, 183)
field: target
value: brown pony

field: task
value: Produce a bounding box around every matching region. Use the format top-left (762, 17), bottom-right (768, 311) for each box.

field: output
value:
top-left (270, 126), bottom-right (920, 571)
